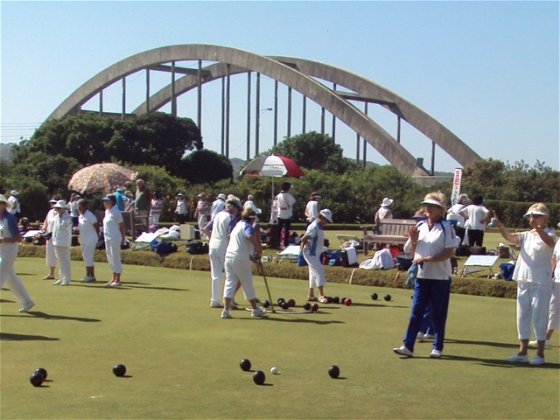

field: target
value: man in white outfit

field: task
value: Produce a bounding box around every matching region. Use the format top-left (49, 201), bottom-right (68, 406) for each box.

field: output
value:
top-left (304, 192), bottom-right (320, 224)
top-left (51, 200), bottom-right (73, 286)
top-left (204, 197), bottom-right (243, 308)
top-left (42, 199), bottom-right (58, 280)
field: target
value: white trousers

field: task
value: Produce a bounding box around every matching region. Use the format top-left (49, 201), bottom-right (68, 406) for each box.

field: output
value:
top-left (81, 239), bottom-right (97, 267)
top-left (46, 238), bottom-right (57, 267)
top-left (548, 283), bottom-right (560, 331)
top-left (209, 246), bottom-right (227, 303)
top-left (223, 257), bottom-right (255, 301)
top-left (517, 282), bottom-right (552, 341)
top-left (53, 245), bottom-right (72, 283)
top-left (105, 239), bottom-right (122, 274)
top-left (0, 244), bottom-right (33, 305)
top-left (149, 213), bottom-right (161, 226)
top-left (303, 250), bottom-right (326, 288)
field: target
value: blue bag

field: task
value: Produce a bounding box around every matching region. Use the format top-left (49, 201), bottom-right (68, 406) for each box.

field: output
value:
top-left (500, 263), bottom-right (515, 281)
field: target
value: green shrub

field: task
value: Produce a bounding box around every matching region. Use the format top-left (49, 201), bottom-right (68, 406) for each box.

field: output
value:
top-left (19, 245), bottom-right (517, 299)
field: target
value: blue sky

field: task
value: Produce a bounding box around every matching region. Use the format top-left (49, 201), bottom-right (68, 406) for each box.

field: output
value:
top-left (1, 1), bottom-right (558, 172)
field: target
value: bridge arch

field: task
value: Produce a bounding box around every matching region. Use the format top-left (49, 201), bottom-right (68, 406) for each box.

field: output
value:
top-left (48, 44), bottom-right (480, 175)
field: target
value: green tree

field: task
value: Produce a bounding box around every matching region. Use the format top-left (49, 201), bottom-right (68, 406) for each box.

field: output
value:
top-left (178, 150), bottom-right (233, 184)
top-left (267, 131), bottom-right (356, 174)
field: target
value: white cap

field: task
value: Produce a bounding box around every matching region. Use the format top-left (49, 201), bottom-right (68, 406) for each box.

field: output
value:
top-left (421, 198), bottom-right (445, 209)
top-left (319, 209), bottom-right (333, 223)
top-left (53, 200), bottom-right (67, 209)
top-left (217, 193), bottom-right (226, 200)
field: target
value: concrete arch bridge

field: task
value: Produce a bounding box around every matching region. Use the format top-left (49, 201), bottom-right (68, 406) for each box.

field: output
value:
top-left (48, 44), bottom-right (481, 177)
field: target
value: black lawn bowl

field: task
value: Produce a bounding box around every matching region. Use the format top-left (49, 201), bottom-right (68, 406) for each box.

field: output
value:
top-left (332, 296), bottom-right (340, 304)
top-left (303, 303), bottom-right (312, 311)
top-left (384, 294), bottom-right (392, 302)
top-left (35, 368), bottom-right (48, 380)
top-left (253, 370), bottom-right (266, 385)
top-left (277, 298), bottom-right (286, 305)
top-left (328, 365), bottom-right (340, 379)
top-left (240, 359), bottom-right (251, 371)
top-left (262, 300), bottom-right (271, 308)
top-left (112, 364), bottom-right (127, 377)
top-left (30, 371), bottom-right (44, 387)
top-left (281, 301), bottom-right (290, 310)
top-left (371, 292), bottom-right (378, 301)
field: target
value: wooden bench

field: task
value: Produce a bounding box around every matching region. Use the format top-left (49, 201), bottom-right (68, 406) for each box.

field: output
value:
top-left (361, 219), bottom-right (417, 255)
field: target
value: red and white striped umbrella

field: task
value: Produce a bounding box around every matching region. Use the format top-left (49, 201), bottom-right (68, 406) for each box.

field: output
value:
top-left (240, 155), bottom-right (304, 178)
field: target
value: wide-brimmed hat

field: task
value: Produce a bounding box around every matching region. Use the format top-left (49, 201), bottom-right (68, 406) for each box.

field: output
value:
top-left (0, 194), bottom-right (11, 208)
top-left (101, 195), bottom-right (116, 204)
top-left (10, 190), bottom-right (19, 197)
top-left (217, 193), bottom-right (226, 201)
top-left (53, 200), bottom-right (67, 209)
top-left (421, 197), bottom-right (445, 209)
top-left (523, 203), bottom-right (549, 218)
top-left (381, 197), bottom-right (393, 207)
top-left (319, 209), bottom-right (333, 223)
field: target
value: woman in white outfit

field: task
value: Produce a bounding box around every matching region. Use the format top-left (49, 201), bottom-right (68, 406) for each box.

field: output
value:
top-left (51, 200), bottom-right (73, 286)
top-left (301, 209), bottom-right (333, 302)
top-left (42, 198), bottom-right (58, 280)
top-left (0, 194), bottom-right (34, 312)
top-left (304, 193), bottom-right (320, 224)
top-left (77, 199), bottom-right (99, 282)
top-left (495, 203), bottom-right (556, 366)
top-left (221, 208), bottom-right (265, 319)
top-left (204, 197), bottom-right (242, 308)
top-left (102, 194), bottom-right (126, 287)
top-left (530, 239), bottom-right (560, 348)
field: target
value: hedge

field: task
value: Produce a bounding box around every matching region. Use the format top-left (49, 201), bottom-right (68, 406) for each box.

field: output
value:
top-left (19, 245), bottom-right (517, 299)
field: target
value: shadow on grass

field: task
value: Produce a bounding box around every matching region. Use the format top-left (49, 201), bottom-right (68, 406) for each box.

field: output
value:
top-left (261, 317), bottom-right (345, 325)
top-left (0, 332), bottom-right (60, 341)
top-left (1, 311), bottom-right (101, 322)
top-left (443, 354), bottom-right (560, 370)
top-left (71, 282), bottom-right (189, 292)
top-left (445, 338), bottom-right (519, 349)
top-left (0, 299), bottom-right (15, 303)
top-left (351, 302), bottom-right (408, 309)
top-left (15, 273), bottom-right (37, 276)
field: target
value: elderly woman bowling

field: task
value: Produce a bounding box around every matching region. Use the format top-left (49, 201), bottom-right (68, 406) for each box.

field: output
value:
top-left (393, 192), bottom-right (459, 359)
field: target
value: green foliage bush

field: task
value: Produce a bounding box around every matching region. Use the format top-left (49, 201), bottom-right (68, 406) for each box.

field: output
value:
top-left (19, 245), bottom-right (517, 299)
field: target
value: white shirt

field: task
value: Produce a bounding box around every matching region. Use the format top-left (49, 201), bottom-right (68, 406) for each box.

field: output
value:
top-left (69, 200), bottom-right (79, 218)
top-left (225, 220), bottom-right (255, 261)
top-left (44, 209), bottom-right (57, 233)
top-left (209, 211), bottom-right (235, 252)
top-left (51, 211), bottom-right (73, 247)
top-left (553, 240), bottom-right (560, 283)
top-left (176, 199), bottom-right (187, 215)
top-left (447, 204), bottom-right (466, 228)
top-left (244, 200), bottom-right (262, 215)
top-left (305, 200), bottom-right (319, 222)
top-left (276, 192), bottom-right (296, 219)
top-left (8, 196), bottom-right (20, 214)
top-left (375, 206), bottom-right (393, 224)
top-left (303, 220), bottom-right (324, 257)
top-left (211, 199), bottom-right (225, 220)
top-left (404, 220), bottom-right (459, 280)
top-left (462, 204), bottom-right (489, 231)
top-left (513, 228), bottom-right (556, 284)
top-left (79, 210), bottom-right (98, 244)
top-left (103, 206), bottom-right (123, 242)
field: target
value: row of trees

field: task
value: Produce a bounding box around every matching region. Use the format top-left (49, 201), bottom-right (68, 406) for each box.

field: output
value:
top-left (1, 114), bottom-right (558, 227)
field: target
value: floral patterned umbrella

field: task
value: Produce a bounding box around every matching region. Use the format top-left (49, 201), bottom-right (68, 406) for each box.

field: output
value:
top-left (68, 163), bottom-right (137, 195)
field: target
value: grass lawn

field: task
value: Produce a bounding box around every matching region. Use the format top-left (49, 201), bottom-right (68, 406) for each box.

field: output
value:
top-left (1, 258), bottom-right (559, 419)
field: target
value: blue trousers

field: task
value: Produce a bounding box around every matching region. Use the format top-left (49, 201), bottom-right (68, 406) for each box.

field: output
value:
top-left (403, 278), bottom-right (451, 352)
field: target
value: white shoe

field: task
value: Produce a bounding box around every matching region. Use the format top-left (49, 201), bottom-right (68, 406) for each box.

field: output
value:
top-left (423, 334), bottom-right (434, 341)
top-left (210, 301), bottom-right (223, 308)
top-left (318, 296), bottom-right (328, 303)
top-left (52, 280), bottom-right (62, 285)
top-left (529, 356), bottom-right (545, 366)
top-left (82, 276), bottom-right (96, 283)
top-left (111, 281), bottom-right (121, 288)
top-left (251, 307), bottom-right (267, 318)
top-left (221, 310), bottom-right (232, 319)
top-left (430, 349), bottom-right (442, 359)
top-left (392, 345), bottom-right (413, 357)
top-left (104, 281), bottom-right (114, 287)
top-left (417, 332), bottom-right (424, 342)
top-left (19, 301), bottom-right (35, 313)
top-left (505, 354), bottom-right (529, 363)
